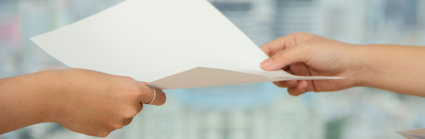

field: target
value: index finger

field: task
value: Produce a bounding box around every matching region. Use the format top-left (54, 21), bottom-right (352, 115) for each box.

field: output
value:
top-left (261, 32), bottom-right (316, 56)
top-left (261, 34), bottom-right (298, 56)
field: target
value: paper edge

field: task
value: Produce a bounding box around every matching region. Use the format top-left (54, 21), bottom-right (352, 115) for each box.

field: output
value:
top-left (148, 66), bottom-right (343, 89)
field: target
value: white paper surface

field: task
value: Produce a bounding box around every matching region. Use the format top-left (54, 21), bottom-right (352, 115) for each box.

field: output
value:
top-left (31, 0), bottom-right (340, 89)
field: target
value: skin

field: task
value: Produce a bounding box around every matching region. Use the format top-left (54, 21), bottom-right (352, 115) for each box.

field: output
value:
top-left (260, 32), bottom-right (425, 97)
top-left (0, 68), bottom-right (166, 137)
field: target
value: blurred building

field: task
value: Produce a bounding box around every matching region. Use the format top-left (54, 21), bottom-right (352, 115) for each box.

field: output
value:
top-left (273, 0), bottom-right (321, 37)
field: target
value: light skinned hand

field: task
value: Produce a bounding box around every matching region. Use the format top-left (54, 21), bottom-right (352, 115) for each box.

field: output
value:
top-left (52, 69), bottom-right (166, 137)
top-left (0, 68), bottom-right (166, 137)
top-left (260, 32), bottom-right (364, 96)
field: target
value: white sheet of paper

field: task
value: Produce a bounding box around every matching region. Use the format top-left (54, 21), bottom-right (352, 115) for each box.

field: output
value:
top-left (31, 0), bottom-right (340, 89)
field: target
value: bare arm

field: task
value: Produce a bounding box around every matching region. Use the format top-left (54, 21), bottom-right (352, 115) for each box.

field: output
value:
top-left (355, 44), bottom-right (425, 96)
top-left (0, 71), bottom-right (53, 133)
top-left (260, 32), bottom-right (425, 96)
top-left (0, 69), bottom-right (166, 137)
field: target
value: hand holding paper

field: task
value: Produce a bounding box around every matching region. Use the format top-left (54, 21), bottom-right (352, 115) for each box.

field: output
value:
top-left (31, 0), bottom-right (339, 90)
top-left (260, 32), bottom-right (359, 96)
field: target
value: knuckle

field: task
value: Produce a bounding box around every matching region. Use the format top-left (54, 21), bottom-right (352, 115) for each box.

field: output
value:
top-left (123, 117), bottom-right (134, 125)
top-left (124, 112), bottom-right (136, 118)
top-left (97, 131), bottom-right (110, 137)
top-left (122, 108), bottom-right (139, 118)
top-left (118, 124), bottom-right (125, 129)
top-left (84, 126), bottom-right (112, 137)
top-left (287, 88), bottom-right (297, 96)
top-left (112, 122), bottom-right (126, 129)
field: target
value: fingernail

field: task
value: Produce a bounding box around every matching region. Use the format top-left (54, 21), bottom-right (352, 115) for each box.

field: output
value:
top-left (261, 59), bottom-right (274, 69)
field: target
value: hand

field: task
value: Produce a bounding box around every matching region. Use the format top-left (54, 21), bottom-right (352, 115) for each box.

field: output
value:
top-left (44, 69), bottom-right (166, 137)
top-left (260, 32), bottom-right (365, 96)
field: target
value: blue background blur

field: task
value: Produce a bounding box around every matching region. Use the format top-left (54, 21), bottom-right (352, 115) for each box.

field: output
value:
top-left (1, 0), bottom-right (425, 139)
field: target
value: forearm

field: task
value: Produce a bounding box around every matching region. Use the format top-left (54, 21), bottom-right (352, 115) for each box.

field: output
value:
top-left (355, 44), bottom-right (425, 96)
top-left (0, 71), bottom-right (57, 133)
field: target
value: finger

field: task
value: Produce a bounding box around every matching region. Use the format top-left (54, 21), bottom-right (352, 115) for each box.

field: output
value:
top-left (288, 63), bottom-right (318, 92)
top-left (261, 35), bottom-right (297, 56)
top-left (138, 85), bottom-right (166, 106)
top-left (135, 102), bottom-right (144, 113)
top-left (261, 45), bottom-right (311, 71)
top-left (273, 80), bottom-right (298, 88)
top-left (150, 89), bottom-right (166, 106)
top-left (287, 80), bottom-right (309, 96)
top-left (261, 37), bottom-right (286, 56)
top-left (261, 32), bottom-right (315, 56)
top-left (122, 117), bottom-right (133, 126)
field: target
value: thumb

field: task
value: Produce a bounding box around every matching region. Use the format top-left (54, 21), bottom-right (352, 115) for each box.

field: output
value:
top-left (261, 46), bottom-right (311, 71)
top-left (138, 84), bottom-right (166, 106)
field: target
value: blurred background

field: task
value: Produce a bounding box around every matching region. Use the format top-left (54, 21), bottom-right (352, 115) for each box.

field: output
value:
top-left (1, 0), bottom-right (425, 139)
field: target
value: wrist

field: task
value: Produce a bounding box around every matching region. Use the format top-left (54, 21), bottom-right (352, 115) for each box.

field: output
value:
top-left (350, 44), bottom-right (386, 87)
top-left (27, 70), bottom-right (66, 123)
